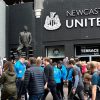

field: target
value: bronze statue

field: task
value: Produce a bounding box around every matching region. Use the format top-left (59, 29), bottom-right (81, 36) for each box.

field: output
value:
top-left (17, 25), bottom-right (32, 51)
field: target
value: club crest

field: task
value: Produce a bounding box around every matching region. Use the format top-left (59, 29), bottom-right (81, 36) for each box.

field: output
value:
top-left (44, 12), bottom-right (61, 30)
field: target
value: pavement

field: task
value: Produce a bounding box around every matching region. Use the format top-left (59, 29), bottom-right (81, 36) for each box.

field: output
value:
top-left (0, 87), bottom-right (88, 100)
top-left (0, 86), bottom-right (68, 100)
top-left (46, 87), bottom-right (68, 100)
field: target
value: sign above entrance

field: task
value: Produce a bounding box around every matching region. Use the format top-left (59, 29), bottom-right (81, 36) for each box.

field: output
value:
top-left (75, 45), bottom-right (100, 56)
top-left (81, 49), bottom-right (99, 53)
top-left (66, 8), bottom-right (100, 17)
top-left (44, 8), bottom-right (100, 30)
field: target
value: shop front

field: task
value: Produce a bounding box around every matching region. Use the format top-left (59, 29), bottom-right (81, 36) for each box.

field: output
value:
top-left (75, 45), bottom-right (100, 61)
top-left (6, 0), bottom-right (100, 59)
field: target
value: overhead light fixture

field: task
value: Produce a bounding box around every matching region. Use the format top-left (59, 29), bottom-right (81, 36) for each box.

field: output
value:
top-left (35, 9), bottom-right (42, 18)
top-left (34, 0), bottom-right (44, 18)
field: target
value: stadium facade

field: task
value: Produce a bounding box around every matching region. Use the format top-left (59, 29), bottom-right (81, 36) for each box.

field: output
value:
top-left (1, 0), bottom-right (100, 61)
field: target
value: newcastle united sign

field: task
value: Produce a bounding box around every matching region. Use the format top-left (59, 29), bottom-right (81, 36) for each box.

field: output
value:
top-left (44, 8), bottom-right (100, 30)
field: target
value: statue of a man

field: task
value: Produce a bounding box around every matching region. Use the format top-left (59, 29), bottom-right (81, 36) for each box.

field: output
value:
top-left (17, 25), bottom-right (32, 51)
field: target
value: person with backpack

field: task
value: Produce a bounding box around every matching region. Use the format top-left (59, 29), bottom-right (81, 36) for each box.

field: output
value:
top-left (0, 61), bottom-right (17, 100)
top-left (89, 61), bottom-right (100, 100)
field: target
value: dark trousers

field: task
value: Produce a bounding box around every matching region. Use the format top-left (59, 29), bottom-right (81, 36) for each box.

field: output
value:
top-left (96, 92), bottom-right (100, 100)
top-left (41, 86), bottom-right (59, 100)
top-left (56, 83), bottom-right (63, 100)
top-left (68, 88), bottom-right (84, 100)
top-left (61, 80), bottom-right (64, 98)
top-left (29, 93), bottom-right (44, 100)
top-left (76, 89), bottom-right (84, 100)
top-left (68, 81), bottom-right (73, 95)
top-left (16, 79), bottom-right (27, 100)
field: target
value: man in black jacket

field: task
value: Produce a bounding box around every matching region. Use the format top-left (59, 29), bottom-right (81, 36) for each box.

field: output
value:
top-left (24, 57), bottom-right (45, 100)
top-left (41, 57), bottom-right (59, 100)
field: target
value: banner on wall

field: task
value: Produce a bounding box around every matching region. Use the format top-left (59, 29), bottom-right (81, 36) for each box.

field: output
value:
top-left (75, 45), bottom-right (100, 56)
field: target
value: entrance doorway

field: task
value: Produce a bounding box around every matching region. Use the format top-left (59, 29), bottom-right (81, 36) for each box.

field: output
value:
top-left (78, 56), bottom-right (90, 62)
top-left (52, 58), bottom-right (63, 63)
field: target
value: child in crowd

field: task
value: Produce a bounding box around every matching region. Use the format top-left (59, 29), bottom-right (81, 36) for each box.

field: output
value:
top-left (83, 73), bottom-right (92, 99)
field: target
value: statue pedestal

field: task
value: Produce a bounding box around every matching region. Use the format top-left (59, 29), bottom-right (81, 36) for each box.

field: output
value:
top-left (21, 46), bottom-right (34, 58)
top-left (28, 46), bottom-right (34, 57)
top-left (10, 47), bottom-right (34, 60)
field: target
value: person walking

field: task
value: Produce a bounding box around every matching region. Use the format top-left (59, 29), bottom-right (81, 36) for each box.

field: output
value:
top-left (68, 59), bottom-right (84, 100)
top-left (41, 57), bottom-right (59, 100)
top-left (24, 57), bottom-right (45, 100)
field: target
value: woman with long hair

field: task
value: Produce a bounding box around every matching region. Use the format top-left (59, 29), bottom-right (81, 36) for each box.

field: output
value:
top-left (0, 61), bottom-right (17, 100)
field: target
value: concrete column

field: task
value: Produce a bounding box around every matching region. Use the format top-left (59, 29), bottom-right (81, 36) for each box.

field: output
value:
top-left (34, 0), bottom-right (44, 10)
top-left (0, 0), bottom-right (6, 58)
top-left (34, 0), bottom-right (44, 18)
top-left (65, 42), bottom-right (74, 58)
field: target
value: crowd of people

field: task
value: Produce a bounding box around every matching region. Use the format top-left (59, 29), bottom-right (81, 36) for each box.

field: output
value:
top-left (0, 56), bottom-right (100, 100)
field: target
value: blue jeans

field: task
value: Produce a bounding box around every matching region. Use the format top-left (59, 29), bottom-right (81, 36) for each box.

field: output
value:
top-left (29, 93), bottom-right (44, 100)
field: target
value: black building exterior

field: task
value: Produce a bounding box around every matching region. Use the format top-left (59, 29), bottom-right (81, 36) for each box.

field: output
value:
top-left (6, 3), bottom-right (35, 59)
top-left (7, 0), bottom-right (100, 61)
